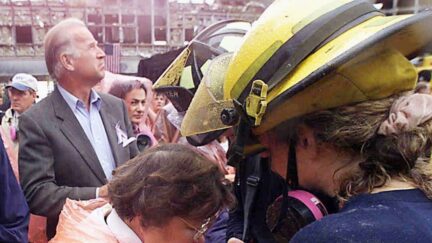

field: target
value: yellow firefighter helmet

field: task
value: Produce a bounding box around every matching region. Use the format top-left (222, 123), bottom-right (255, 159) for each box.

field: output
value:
top-left (223, 0), bottom-right (432, 135)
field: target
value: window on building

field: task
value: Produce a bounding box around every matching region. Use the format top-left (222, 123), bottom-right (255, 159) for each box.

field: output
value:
top-left (105, 26), bottom-right (120, 43)
top-left (154, 15), bottom-right (166, 41)
top-left (88, 14), bottom-right (102, 25)
top-left (89, 26), bottom-right (103, 43)
top-left (155, 28), bottom-right (166, 41)
top-left (122, 15), bottom-right (135, 24)
top-left (123, 27), bottom-right (136, 43)
top-left (15, 26), bottom-right (32, 43)
top-left (138, 15), bottom-right (151, 43)
top-left (105, 14), bottom-right (119, 25)
top-left (185, 28), bottom-right (194, 41)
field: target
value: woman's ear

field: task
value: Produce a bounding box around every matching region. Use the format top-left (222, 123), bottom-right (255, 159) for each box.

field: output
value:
top-left (59, 53), bottom-right (75, 72)
top-left (296, 124), bottom-right (318, 160)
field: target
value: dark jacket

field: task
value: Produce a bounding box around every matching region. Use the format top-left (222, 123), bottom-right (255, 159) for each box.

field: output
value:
top-left (291, 189), bottom-right (432, 243)
top-left (0, 137), bottom-right (29, 243)
top-left (226, 157), bottom-right (285, 242)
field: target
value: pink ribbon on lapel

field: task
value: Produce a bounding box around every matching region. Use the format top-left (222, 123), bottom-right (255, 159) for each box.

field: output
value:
top-left (378, 93), bottom-right (432, 135)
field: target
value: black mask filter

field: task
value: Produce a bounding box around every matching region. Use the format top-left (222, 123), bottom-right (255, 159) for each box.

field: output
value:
top-left (266, 188), bottom-right (339, 242)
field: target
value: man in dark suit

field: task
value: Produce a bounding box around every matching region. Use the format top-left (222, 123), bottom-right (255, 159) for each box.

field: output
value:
top-left (18, 18), bottom-right (139, 238)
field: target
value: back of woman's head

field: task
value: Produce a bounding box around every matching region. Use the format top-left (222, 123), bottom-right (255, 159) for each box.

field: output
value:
top-left (108, 143), bottom-right (234, 227)
top-left (298, 93), bottom-right (432, 200)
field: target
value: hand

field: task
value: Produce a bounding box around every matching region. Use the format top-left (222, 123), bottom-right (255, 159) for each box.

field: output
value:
top-left (98, 185), bottom-right (109, 198)
top-left (227, 238), bottom-right (244, 243)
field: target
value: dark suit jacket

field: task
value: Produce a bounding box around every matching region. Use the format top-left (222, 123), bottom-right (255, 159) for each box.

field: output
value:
top-left (18, 86), bottom-right (139, 237)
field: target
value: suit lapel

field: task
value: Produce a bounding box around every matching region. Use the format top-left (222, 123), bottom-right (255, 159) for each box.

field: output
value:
top-left (52, 87), bottom-right (107, 184)
top-left (99, 98), bottom-right (122, 167)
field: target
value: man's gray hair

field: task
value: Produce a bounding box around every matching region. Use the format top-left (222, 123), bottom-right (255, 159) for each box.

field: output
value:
top-left (44, 18), bottom-right (86, 81)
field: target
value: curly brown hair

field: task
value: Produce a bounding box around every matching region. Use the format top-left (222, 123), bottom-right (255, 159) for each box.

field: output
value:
top-left (292, 93), bottom-right (432, 201)
top-left (108, 143), bottom-right (234, 227)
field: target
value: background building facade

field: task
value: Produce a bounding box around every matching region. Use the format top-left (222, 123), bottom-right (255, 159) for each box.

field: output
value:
top-left (0, 0), bottom-right (431, 82)
top-left (0, 0), bottom-right (265, 81)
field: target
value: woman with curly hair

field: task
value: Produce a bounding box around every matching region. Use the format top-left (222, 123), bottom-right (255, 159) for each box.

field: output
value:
top-left (221, 0), bottom-right (432, 241)
top-left (283, 90), bottom-right (432, 242)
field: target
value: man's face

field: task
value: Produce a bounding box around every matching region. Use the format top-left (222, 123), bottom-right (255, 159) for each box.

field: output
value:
top-left (68, 26), bottom-right (106, 86)
top-left (124, 88), bottom-right (146, 125)
top-left (8, 87), bottom-right (36, 114)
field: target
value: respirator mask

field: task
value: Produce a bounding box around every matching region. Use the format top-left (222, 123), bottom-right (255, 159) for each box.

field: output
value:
top-left (265, 187), bottom-right (339, 242)
top-left (226, 124), bottom-right (339, 242)
top-left (265, 143), bottom-right (339, 242)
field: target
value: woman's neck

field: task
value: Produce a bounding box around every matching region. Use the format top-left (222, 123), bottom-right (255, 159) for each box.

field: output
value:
top-left (125, 218), bottom-right (146, 242)
top-left (371, 178), bottom-right (416, 194)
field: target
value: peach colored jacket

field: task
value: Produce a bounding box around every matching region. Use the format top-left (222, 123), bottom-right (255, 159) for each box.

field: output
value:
top-left (50, 199), bottom-right (118, 243)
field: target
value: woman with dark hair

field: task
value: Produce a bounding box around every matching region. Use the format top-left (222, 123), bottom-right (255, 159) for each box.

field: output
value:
top-left (108, 80), bottom-right (150, 134)
top-left (50, 143), bottom-right (234, 243)
top-left (109, 80), bottom-right (157, 150)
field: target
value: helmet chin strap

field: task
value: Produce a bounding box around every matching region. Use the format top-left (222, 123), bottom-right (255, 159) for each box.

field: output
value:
top-left (287, 141), bottom-right (299, 189)
top-left (278, 141), bottom-right (299, 225)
